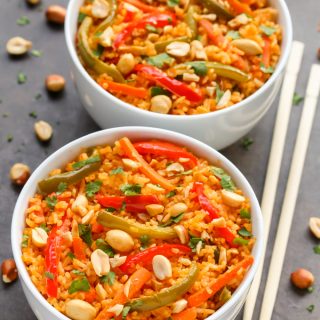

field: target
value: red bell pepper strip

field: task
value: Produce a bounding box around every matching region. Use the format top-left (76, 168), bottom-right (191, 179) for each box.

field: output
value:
top-left (73, 236), bottom-right (87, 261)
top-left (120, 244), bottom-right (191, 273)
top-left (199, 19), bottom-right (225, 48)
top-left (133, 140), bottom-right (198, 168)
top-left (96, 194), bottom-right (160, 213)
top-left (262, 36), bottom-right (271, 68)
top-left (123, 0), bottom-right (158, 13)
top-left (135, 64), bottom-right (203, 103)
top-left (113, 13), bottom-right (176, 48)
top-left (91, 223), bottom-right (105, 233)
top-left (192, 182), bottom-right (236, 246)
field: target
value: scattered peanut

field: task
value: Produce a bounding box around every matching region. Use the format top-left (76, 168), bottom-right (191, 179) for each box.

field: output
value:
top-left (107, 304), bottom-right (124, 316)
top-left (117, 53), bottom-right (136, 75)
top-left (92, 0), bottom-right (110, 19)
top-left (99, 26), bottom-right (114, 47)
top-left (183, 73), bottom-right (200, 82)
top-left (10, 163), bottom-right (30, 186)
top-left (65, 299), bottom-right (97, 320)
top-left (45, 74), bottom-right (65, 92)
top-left (72, 194), bottom-right (89, 215)
top-left (1, 259), bottom-right (18, 283)
top-left (166, 41), bottom-right (190, 57)
top-left (6, 37), bottom-right (32, 55)
top-left (81, 210), bottom-right (95, 224)
top-left (122, 158), bottom-right (140, 169)
top-left (168, 202), bottom-right (188, 217)
top-left (145, 204), bottom-right (164, 216)
top-left (95, 283), bottom-right (107, 300)
top-left (32, 227), bottom-right (48, 247)
top-left (91, 249), bottom-right (110, 277)
top-left (150, 95), bottom-right (172, 114)
top-left (173, 225), bottom-right (189, 244)
top-left (109, 254), bottom-right (127, 268)
top-left (166, 162), bottom-right (184, 173)
top-left (46, 5), bottom-right (66, 24)
top-left (191, 40), bottom-right (208, 60)
top-left (231, 39), bottom-right (263, 55)
top-left (221, 190), bottom-right (245, 207)
top-left (309, 217), bottom-right (320, 238)
top-left (152, 255), bottom-right (172, 280)
top-left (172, 299), bottom-right (188, 313)
top-left (106, 230), bottom-right (134, 252)
top-left (291, 268), bottom-right (314, 289)
top-left (34, 120), bottom-right (53, 142)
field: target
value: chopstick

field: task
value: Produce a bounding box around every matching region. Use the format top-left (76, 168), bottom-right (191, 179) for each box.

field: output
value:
top-left (258, 63), bottom-right (320, 320)
top-left (243, 41), bottom-right (305, 320)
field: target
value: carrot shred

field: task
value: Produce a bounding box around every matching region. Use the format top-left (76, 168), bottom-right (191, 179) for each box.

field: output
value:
top-left (188, 256), bottom-right (254, 307)
top-left (99, 80), bottom-right (148, 99)
top-left (85, 287), bottom-right (97, 303)
top-left (72, 237), bottom-right (86, 261)
top-left (262, 36), bottom-right (271, 67)
top-left (119, 137), bottom-right (175, 190)
top-left (172, 307), bottom-right (197, 320)
top-left (225, 0), bottom-right (253, 15)
top-left (199, 19), bottom-right (225, 47)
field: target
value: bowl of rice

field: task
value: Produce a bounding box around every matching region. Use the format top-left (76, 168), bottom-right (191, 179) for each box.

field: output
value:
top-left (12, 127), bottom-right (263, 320)
top-left (65, 0), bottom-right (292, 149)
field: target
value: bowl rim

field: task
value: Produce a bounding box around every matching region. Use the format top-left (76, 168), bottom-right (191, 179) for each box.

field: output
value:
top-left (65, 0), bottom-right (292, 121)
top-left (11, 126), bottom-right (263, 320)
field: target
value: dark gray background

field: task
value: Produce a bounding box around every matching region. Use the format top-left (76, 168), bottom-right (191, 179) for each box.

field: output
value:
top-left (0, 0), bottom-right (319, 319)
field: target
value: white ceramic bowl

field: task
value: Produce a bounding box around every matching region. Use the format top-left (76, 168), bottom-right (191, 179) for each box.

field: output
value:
top-left (65, 0), bottom-right (292, 150)
top-left (12, 127), bottom-right (263, 320)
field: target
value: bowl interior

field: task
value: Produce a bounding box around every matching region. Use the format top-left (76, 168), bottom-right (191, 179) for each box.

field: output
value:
top-left (12, 127), bottom-right (263, 320)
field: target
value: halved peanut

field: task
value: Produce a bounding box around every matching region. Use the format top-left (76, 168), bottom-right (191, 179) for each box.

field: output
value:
top-left (91, 249), bottom-right (110, 277)
top-left (152, 255), bottom-right (172, 280)
top-left (46, 5), bottom-right (66, 24)
top-left (173, 225), bottom-right (189, 244)
top-left (166, 41), bottom-right (190, 57)
top-left (107, 304), bottom-right (124, 316)
top-left (168, 202), bottom-right (188, 217)
top-left (166, 163), bottom-right (184, 173)
top-left (183, 73), bottom-right (200, 82)
top-left (150, 95), bottom-right (172, 114)
top-left (32, 227), bottom-right (48, 247)
top-left (122, 158), bottom-right (140, 169)
top-left (65, 299), bottom-right (96, 320)
top-left (99, 26), bottom-right (114, 47)
top-left (123, 278), bottom-right (131, 297)
top-left (145, 204), bottom-right (164, 216)
top-left (34, 120), bottom-right (53, 142)
top-left (110, 254), bottom-right (127, 268)
top-left (61, 231), bottom-right (73, 247)
top-left (231, 39), bottom-right (263, 55)
top-left (45, 74), bottom-right (65, 92)
top-left (221, 190), bottom-right (245, 207)
top-left (6, 37), bottom-right (32, 55)
top-left (92, 0), bottom-right (110, 18)
top-left (95, 283), bottom-right (107, 300)
top-left (309, 217), bottom-right (320, 239)
top-left (211, 217), bottom-right (226, 228)
top-left (81, 210), bottom-right (95, 224)
top-left (117, 53), bottom-right (136, 75)
top-left (172, 299), bottom-right (188, 313)
top-left (190, 40), bottom-right (207, 60)
top-left (106, 230), bottom-right (134, 252)
top-left (72, 194), bottom-right (88, 216)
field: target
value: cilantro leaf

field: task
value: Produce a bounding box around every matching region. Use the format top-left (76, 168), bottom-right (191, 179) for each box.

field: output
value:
top-left (31, 50), bottom-right (42, 57)
top-left (72, 155), bottom-right (101, 170)
top-left (44, 271), bottom-right (54, 280)
top-left (313, 245), bottom-right (320, 254)
top-left (166, 190), bottom-right (176, 198)
top-left (260, 63), bottom-right (274, 74)
top-left (39, 223), bottom-right (50, 233)
top-left (233, 237), bottom-right (249, 246)
top-left (122, 306), bottom-right (131, 319)
top-left (56, 182), bottom-right (67, 194)
top-left (96, 238), bottom-right (115, 257)
top-left (241, 137), bottom-right (254, 151)
top-left (167, 0), bottom-right (179, 7)
top-left (100, 271), bottom-right (116, 285)
top-left (146, 24), bottom-right (159, 33)
top-left (120, 184), bottom-right (141, 196)
top-left (185, 61), bottom-right (208, 76)
top-left (85, 180), bottom-right (102, 197)
top-left (240, 209), bottom-right (251, 219)
top-left (188, 236), bottom-right (203, 252)
top-left (78, 12), bottom-right (87, 23)
top-left (260, 25), bottom-right (276, 36)
top-left (146, 53), bottom-right (174, 68)
top-left (72, 270), bottom-right (85, 276)
top-left (160, 213), bottom-right (184, 227)
top-left (68, 278), bottom-right (90, 294)
top-left (110, 167), bottom-right (124, 175)
top-left (21, 235), bottom-right (29, 248)
top-left (150, 86), bottom-right (171, 97)
top-left (140, 235), bottom-right (151, 249)
top-left (67, 252), bottom-right (75, 259)
top-left (29, 111), bottom-right (37, 118)
top-left (93, 44), bottom-right (104, 57)
top-left (220, 175), bottom-right (236, 191)
top-left (238, 227), bottom-right (252, 238)
top-left (292, 92), bottom-right (304, 106)
top-left (306, 304), bottom-right (314, 313)
top-left (17, 72), bottom-right (27, 84)
top-left (78, 224), bottom-right (93, 246)
top-left (17, 16), bottom-right (30, 26)
top-left (46, 196), bottom-right (57, 210)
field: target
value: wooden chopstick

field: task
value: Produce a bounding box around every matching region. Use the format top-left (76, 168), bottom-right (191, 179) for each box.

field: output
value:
top-left (243, 41), bottom-right (305, 320)
top-left (258, 63), bottom-right (320, 320)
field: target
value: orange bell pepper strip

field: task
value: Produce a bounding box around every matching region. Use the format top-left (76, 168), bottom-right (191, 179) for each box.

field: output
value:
top-left (172, 307), bottom-right (197, 320)
top-left (225, 0), bottom-right (252, 15)
top-left (72, 236), bottom-right (86, 261)
top-left (95, 268), bottom-right (151, 320)
top-left (199, 19), bottom-right (225, 47)
top-left (99, 80), bottom-right (148, 99)
top-left (119, 137), bottom-right (175, 190)
top-left (188, 256), bottom-right (254, 307)
top-left (262, 36), bottom-right (271, 68)
top-left (123, 0), bottom-right (158, 12)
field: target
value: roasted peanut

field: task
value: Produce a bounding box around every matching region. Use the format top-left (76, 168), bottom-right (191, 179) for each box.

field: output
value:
top-left (91, 249), bottom-right (110, 277)
top-left (10, 163), bottom-right (30, 186)
top-left (45, 74), bottom-right (65, 92)
top-left (150, 95), bottom-right (172, 114)
top-left (34, 120), bottom-right (53, 142)
top-left (1, 259), bottom-right (18, 283)
top-left (291, 268), bottom-right (314, 289)
top-left (46, 5), bottom-right (66, 24)
top-left (65, 299), bottom-right (96, 320)
top-left (106, 230), bottom-right (134, 252)
top-left (6, 37), bottom-right (32, 55)
top-left (152, 255), bottom-right (172, 280)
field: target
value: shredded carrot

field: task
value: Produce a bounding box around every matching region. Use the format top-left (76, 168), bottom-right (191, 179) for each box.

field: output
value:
top-left (72, 237), bottom-right (86, 260)
top-left (85, 287), bottom-right (97, 303)
top-left (225, 0), bottom-right (252, 15)
top-left (99, 80), bottom-right (148, 99)
top-left (172, 307), bottom-right (197, 320)
top-left (199, 19), bottom-right (225, 47)
top-left (188, 256), bottom-right (254, 307)
top-left (123, 0), bottom-right (158, 12)
top-left (119, 137), bottom-right (175, 190)
top-left (262, 36), bottom-right (271, 67)
top-left (91, 223), bottom-right (104, 233)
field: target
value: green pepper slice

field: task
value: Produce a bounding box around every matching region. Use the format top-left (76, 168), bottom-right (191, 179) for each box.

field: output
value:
top-left (78, 17), bottom-right (124, 82)
top-left (201, 0), bottom-right (234, 19)
top-left (127, 263), bottom-right (199, 311)
top-left (185, 5), bottom-right (198, 39)
top-left (94, 0), bottom-right (117, 35)
top-left (38, 160), bottom-right (101, 195)
top-left (97, 211), bottom-right (178, 240)
top-left (154, 36), bottom-right (190, 53)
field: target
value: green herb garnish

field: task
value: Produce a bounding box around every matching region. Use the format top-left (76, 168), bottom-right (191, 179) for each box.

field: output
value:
top-left (72, 155), bottom-right (101, 170)
top-left (44, 271), bottom-right (54, 280)
top-left (96, 239), bottom-right (115, 257)
top-left (21, 234), bottom-right (29, 248)
top-left (313, 245), bottom-right (320, 254)
top-left (306, 304), bottom-right (315, 313)
top-left (188, 236), bottom-right (203, 252)
top-left (29, 111), bottom-right (37, 118)
top-left (93, 44), bottom-right (104, 57)
top-left (56, 182), bottom-right (67, 194)
top-left (146, 53), bottom-right (174, 68)
top-left (120, 184), bottom-right (141, 196)
top-left (293, 92), bottom-right (304, 106)
top-left (100, 271), bottom-right (116, 285)
top-left (241, 137), bottom-right (254, 151)
top-left (45, 196), bottom-right (57, 210)
top-left (140, 235), bottom-right (151, 249)
top-left (238, 227), bottom-right (252, 238)
top-left (31, 50), bottom-right (42, 57)
top-left (215, 84), bottom-right (224, 103)
top-left (110, 167), bottom-right (124, 175)
top-left (122, 306), bottom-right (131, 319)
top-left (226, 31), bottom-right (240, 39)
top-left (260, 25), bottom-right (276, 36)
top-left (17, 72), bottom-right (27, 84)
top-left (167, 0), bottom-right (179, 6)
top-left (233, 237), bottom-right (249, 246)
top-left (78, 12), bottom-right (87, 23)
top-left (67, 252), bottom-right (75, 259)
top-left (161, 213), bottom-right (184, 227)
top-left (106, 207), bottom-right (116, 212)
top-left (150, 86), bottom-right (171, 97)
top-left (85, 180), bottom-right (102, 198)
top-left (260, 63), bottom-right (274, 74)
top-left (166, 190), bottom-right (176, 198)
top-left (146, 24), bottom-right (159, 33)
top-left (72, 270), bottom-right (85, 276)
top-left (17, 16), bottom-right (30, 26)
top-left (185, 61), bottom-right (208, 76)
top-left (240, 209), bottom-right (251, 219)
top-left (39, 223), bottom-right (49, 233)
top-left (78, 224), bottom-right (93, 246)
top-left (7, 134), bottom-right (13, 142)
top-left (68, 278), bottom-right (90, 294)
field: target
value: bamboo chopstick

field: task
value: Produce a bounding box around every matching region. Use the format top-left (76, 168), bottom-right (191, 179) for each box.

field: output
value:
top-left (259, 63), bottom-right (320, 320)
top-left (243, 41), bottom-right (305, 320)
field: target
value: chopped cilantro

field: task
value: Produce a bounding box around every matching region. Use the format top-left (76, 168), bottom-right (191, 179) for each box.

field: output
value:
top-left (31, 50), bottom-right (42, 57)
top-left (78, 224), bottom-right (93, 246)
top-left (307, 286), bottom-right (314, 293)
top-left (45, 196), bottom-right (57, 210)
top-left (122, 306), bottom-right (131, 319)
top-left (306, 304), bottom-right (314, 313)
top-left (260, 63), bottom-right (274, 74)
top-left (260, 25), bottom-right (276, 36)
top-left (140, 235), bottom-right (151, 249)
top-left (240, 209), bottom-right (251, 219)
top-left (72, 155), bottom-right (101, 170)
top-left (17, 72), bottom-right (27, 84)
top-left (215, 84), bottom-right (224, 103)
top-left (56, 182), bottom-right (67, 194)
top-left (293, 92), bottom-right (304, 106)
top-left (146, 53), bottom-right (174, 68)
top-left (238, 227), bottom-right (252, 238)
top-left (166, 190), bottom-right (176, 198)
top-left (167, 0), bottom-right (179, 6)
top-left (220, 175), bottom-right (236, 191)
top-left (146, 24), bottom-right (159, 33)
top-left (17, 16), bottom-right (30, 26)
top-left (110, 167), bottom-right (124, 175)
top-left (150, 86), bottom-right (171, 97)
top-left (185, 61), bottom-right (208, 76)
top-left (226, 30), bottom-right (240, 40)
top-left (29, 111), bottom-right (37, 118)
top-left (120, 184), bottom-right (141, 196)
top-left (93, 44), bottom-right (104, 57)
top-left (44, 271), bottom-right (54, 280)
top-left (96, 238), bottom-right (115, 257)
top-left (21, 234), bottom-right (29, 248)
top-left (233, 237), bottom-right (249, 246)
top-left (100, 271), bottom-right (116, 285)
top-left (67, 252), bottom-right (75, 259)
top-left (72, 270), bottom-right (85, 276)
top-left (85, 180), bottom-right (102, 198)
top-left (106, 207), bottom-right (116, 212)
top-left (313, 245), bottom-right (320, 254)
top-left (68, 278), bottom-right (90, 294)
top-left (161, 213), bottom-right (184, 227)
top-left (188, 236), bottom-right (203, 252)
top-left (7, 135), bottom-right (13, 143)
top-left (34, 93), bottom-right (42, 100)
top-left (241, 137), bottom-right (254, 151)
top-left (78, 12), bottom-right (87, 23)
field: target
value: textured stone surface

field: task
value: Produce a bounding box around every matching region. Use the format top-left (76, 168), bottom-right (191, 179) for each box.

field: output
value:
top-left (0, 0), bottom-right (319, 319)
